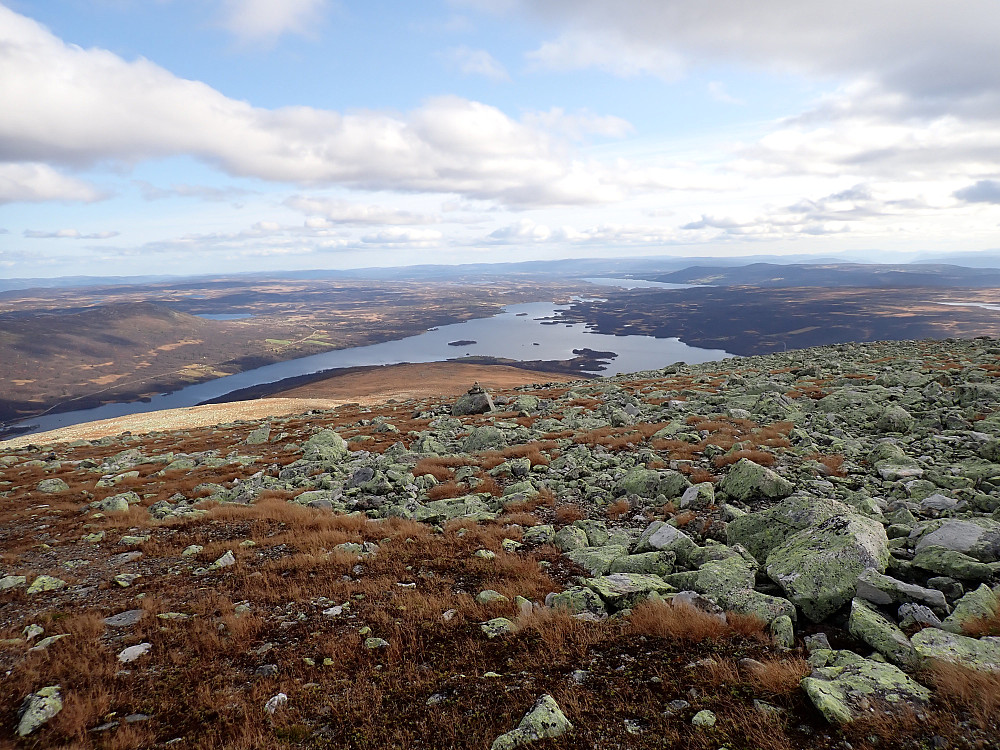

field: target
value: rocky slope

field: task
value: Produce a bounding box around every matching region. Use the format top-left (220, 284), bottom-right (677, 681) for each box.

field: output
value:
top-left (2, 337), bottom-right (1000, 748)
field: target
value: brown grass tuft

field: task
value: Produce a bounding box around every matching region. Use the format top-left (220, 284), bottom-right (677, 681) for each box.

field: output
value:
top-left (605, 498), bottom-right (630, 520)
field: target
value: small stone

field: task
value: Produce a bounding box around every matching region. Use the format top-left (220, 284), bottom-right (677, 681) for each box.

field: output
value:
top-left (117, 642), bottom-right (152, 663)
top-left (0, 575), bottom-right (27, 590)
top-left (37, 478), bottom-right (69, 494)
top-left (181, 545), bottom-right (203, 557)
top-left (26, 575), bottom-right (66, 595)
top-left (113, 573), bottom-right (141, 587)
top-left (29, 635), bottom-right (68, 652)
top-left (476, 590), bottom-right (509, 605)
top-left (490, 694), bottom-right (572, 750)
top-left (23, 624), bottom-right (44, 641)
top-left (691, 710), bottom-right (716, 727)
top-left (480, 617), bottom-right (516, 638)
top-left (119, 535), bottom-right (149, 545)
top-left (16, 686), bottom-right (62, 737)
top-left (210, 551), bottom-right (236, 569)
top-left (103, 610), bottom-right (145, 628)
top-left (473, 549), bottom-right (496, 560)
top-left (364, 637), bottom-right (390, 649)
top-left (264, 693), bottom-right (287, 715)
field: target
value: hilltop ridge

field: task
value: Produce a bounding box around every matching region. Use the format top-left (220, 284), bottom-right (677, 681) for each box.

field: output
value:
top-left (2, 338), bottom-right (1000, 747)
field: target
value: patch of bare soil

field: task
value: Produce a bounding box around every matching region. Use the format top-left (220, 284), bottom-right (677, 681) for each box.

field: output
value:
top-left (271, 361), bottom-right (579, 402)
top-left (0, 398), bottom-right (342, 450)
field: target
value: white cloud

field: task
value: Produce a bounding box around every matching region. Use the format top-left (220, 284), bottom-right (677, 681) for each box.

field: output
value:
top-left (522, 108), bottom-right (633, 142)
top-left (488, 219), bottom-right (552, 242)
top-left (955, 180), bottom-right (1000, 205)
top-left (0, 7), bottom-right (647, 208)
top-left (500, 1), bottom-right (1000, 107)
top-left (220, 0), bottom-right (329, 44)
top-left (284, 195), bottom-right (440, 225)
top-left (0, 163), bottom-right (105, 204)
top-left (134, 181), bottom-right (253, 202)
top-left (527, 31), bottom-right (684, 80)
top-left (444, 46), bottom-right (510, 81)
top-left (360, 228), bottom-right (443, 246)
top-left (24, 229), bottom-right (119, 239)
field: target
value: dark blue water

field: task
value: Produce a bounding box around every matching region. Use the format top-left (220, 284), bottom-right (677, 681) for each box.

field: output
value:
top-left (5, 280), bottom-right (728, 437)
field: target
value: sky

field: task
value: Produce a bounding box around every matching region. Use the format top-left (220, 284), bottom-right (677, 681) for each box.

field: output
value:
top-left (2, 0), bottom-right (1000, 278)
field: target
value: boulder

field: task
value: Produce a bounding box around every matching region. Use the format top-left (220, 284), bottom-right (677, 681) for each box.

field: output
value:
top-left (801, 650), bottom-right (930, 724)
top-left (303, 430), bottom-right (348, 461)
top-left (462, 426), bottom-right (507, 453)
top-left (490, 694), bottom-right (572, 750)
top-left (633, 522), bottom-right (697, 565)
top-left (16, 686), bottom-right (62, 737)
top-left (940, 584), bottom-right (998, 634)
top-left (718, 459), bottom-right (794, 502)
top-left (855, 568), bottom-right (949, 614)
top-left (37, 478), bottom-right (69, 494)
top-left (727, 495), bottom-right (855, 562)
top-left (910, 518), bottom-right (1000, 562)
top-left (546, 587), bottom-right (607, 617)
top-left (565, 545), bottom-right (628, 576)
top-left (911, 628), bottom-right (1000, 671)
top-left (911, 545), bottom-right (995, 582)
top-left (583, 573), bottom-right (675, 610)
top-left (766, 515), bottom-right (889, 622)
top-left (452, 385), bottom-right (496, 416)
top-left (608, 551), bottom-right (676, 577)
top-left (847, 599), bottom-right (919, 669)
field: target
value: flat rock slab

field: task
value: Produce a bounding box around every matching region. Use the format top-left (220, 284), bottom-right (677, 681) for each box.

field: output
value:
top-left (103, 610), bottom-right (145, 628)
top-left (801, 650), bottom-right (930, 724)
top-left (912, 628), bottom-right (1000, 672)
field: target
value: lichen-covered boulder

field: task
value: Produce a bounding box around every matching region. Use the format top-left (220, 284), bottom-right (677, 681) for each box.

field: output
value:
top-left (633, 521), bottom-right (697, 565)
top-left (854, 568), bottom-right (949, 614)
top-left (546, 587), bottom-right (607, 617)
top-left (719, 459), bottom-right (794, 502)
top-left (848, 599), bottom-right (919, 669)
top-left (766, 515), bottom-right (889, 622)
top-left (583, 573), bottom-right (675, 610)
top-left (303, 430), bottom-right (348, 461)
top-left (801, 650), bottom-right (930, 724)
top-left (727, 495), bottom-right (855, 562)
top-left (37, 478), bottom-right (69, 494)
top-left (910, 518), bottom-right (1000, 562)
top-left (608, 551), bottom-right (676, 577)
top-left (689, 554), bottom-right (796, 625)
top-left (911, 628), bottom-right (1000, 671)
top-left (553, 525), bottom-right (589, 553)
top-left (613, 468), bottom-right (689, 499)
top-left (411, 496), bottom-right (497, 524)
top-left (16, 686), bottom-right (62, 737)
top-left (490, 694), bottom-right (572, 750)
top-left (911, 545), bottom-right (995, 582)
top-left (565, 545), bottom-right (628, 576)
top-left (876, 405), bottom-right (915, 434)
top-left (462, 426), bottom-right (507, 452)
top-left (940, 584), bottom-right (999, 634)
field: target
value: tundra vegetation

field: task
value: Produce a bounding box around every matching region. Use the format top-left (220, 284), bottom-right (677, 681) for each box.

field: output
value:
top-left (3, 337), bottom-right (1000, 748)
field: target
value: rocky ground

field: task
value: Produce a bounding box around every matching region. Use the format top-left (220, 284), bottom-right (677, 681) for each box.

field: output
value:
top-left (2, 337), bottom-right (1000, 748)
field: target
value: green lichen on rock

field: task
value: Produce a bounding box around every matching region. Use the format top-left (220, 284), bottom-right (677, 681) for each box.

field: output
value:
top-left (490, 694), bottom-right (572, 750)
top-left (801, 650), bottom-right (930, 724)
top-left (718, 458), bottom-right (793, 502)
top-left (911, 628), bottom-right (1000, 671)
top-left (847, 598), bottom-right (918, 669)
top-left (16, 685), bottom-right (62, 737)
top-left (766, 515), bottom-right (889, 622)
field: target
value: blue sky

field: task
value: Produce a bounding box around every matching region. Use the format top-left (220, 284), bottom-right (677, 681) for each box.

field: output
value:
top-left (2, 0), bottom-right (1000, 277)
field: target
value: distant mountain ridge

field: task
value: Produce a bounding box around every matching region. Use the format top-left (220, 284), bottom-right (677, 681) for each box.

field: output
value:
top-left (653, 262), bottom-right (1000, 288)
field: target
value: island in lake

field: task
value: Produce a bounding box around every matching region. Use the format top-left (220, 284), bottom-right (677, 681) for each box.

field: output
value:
top-left (447, 339), bottom-right (478, 347)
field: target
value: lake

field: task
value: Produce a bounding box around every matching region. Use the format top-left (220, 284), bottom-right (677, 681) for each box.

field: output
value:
top-left (5, 279), bottom-right (729, 436)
